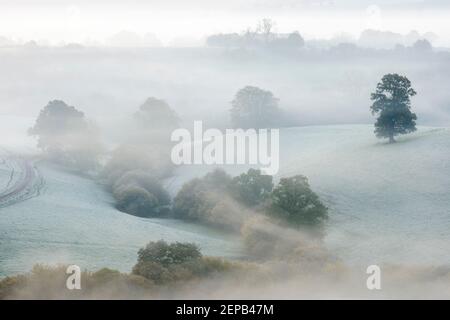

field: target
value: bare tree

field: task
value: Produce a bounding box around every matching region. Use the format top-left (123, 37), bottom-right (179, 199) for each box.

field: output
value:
top-left (257, 18), bottom-right (276, 44)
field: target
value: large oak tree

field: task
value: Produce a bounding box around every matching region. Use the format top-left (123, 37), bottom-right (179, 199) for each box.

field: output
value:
top-left (370, 73), bottom-right (417, 143)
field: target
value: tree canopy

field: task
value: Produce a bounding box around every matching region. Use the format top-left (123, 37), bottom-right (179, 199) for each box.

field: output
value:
top-left (229, 169), bottom-right (273, 206)
top-left (132, 240), bottom-right (234, 284)
top-left (172, 169), bottom-right (232, 223)
top-left (29, 100), bottom-right (87, 149)
top-left (134, 97), bottom-right (179, 132)
top-left (29, 100), bottom-right (102, 170)
top-left (112, 170), bottom-right (171, 217)
top-left (370, 73), bottom-right (417, 143)
top-left (269, 175), bottom-right (328, 227)
top-left (230, 86), bottom-right (281, 129)
top-left (172, 168), bottom-right (327, 232)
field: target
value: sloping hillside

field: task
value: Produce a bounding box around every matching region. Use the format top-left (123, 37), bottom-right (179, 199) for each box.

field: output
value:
top-left (1, 124), bottom-right (449, 277)
top-left (171, 125), bottom-right (450, 266)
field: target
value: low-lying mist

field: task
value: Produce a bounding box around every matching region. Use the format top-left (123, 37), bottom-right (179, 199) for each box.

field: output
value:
top-left (1, 44), bottom-right (450, 137)
top-left (2, 28), bottom-right (450, 300)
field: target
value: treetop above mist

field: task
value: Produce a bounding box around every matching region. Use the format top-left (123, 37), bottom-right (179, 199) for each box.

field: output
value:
top-left (134, 97), bottom-right (179, 132)
top-left (230, 86), bottom-right (283, 129)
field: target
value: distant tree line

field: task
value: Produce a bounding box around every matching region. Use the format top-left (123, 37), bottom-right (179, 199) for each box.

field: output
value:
top-left (205, 20), bottom-right (434, 55)
top-left (206, 19), bottom-right (305, 51)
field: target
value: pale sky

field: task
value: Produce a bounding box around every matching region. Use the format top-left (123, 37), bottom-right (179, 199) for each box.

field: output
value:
top-left (1, 0), bottom-right (449, 46)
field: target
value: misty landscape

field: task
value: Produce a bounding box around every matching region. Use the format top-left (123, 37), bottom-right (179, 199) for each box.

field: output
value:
top-left (1, 0), bottom-right (450, 300)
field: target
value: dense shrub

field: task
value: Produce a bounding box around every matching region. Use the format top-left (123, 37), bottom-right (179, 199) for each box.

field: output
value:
top-left (0, 242), bottom-right (255, 299)
top-left (0, 264), bottom-right (155, 299)
top-left (136, 241), bottom-right (201, 267)
top-left (112, 170), bottom-right (170, 217)
top-left (172, 168), bottom-right (329, 232)
top-left (240, 217), bottom-right (329, 262)
top-left (132, 240), bottom-right (235, 284)
top-left (172, 169), bottom-right (233, 223)
top-left (172, 168), bottom-right (272, 224)
top-left (102, 97), bottom-right (178, 218)
top-left (114, 185), bottom-right (159, 216)
top-left (104, 145), bottom-right (174, 185)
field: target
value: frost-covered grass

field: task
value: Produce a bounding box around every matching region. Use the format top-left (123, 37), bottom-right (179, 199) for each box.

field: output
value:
top-left (1, 123), bottom-right (450, 277)
top-left (0, 161), bottom-right (243, 277)
top-left (0, 116), bottom-right (36, 190)
top-left (169, 125), bottom-right (450, 267)
top-left (0, 152), bottom-right (16, 191)
top-left (280, 126), bottom-right (450, 267)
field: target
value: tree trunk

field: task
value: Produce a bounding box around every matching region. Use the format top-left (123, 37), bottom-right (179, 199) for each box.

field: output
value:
top-left (389, 134), bottom-right (396, 143)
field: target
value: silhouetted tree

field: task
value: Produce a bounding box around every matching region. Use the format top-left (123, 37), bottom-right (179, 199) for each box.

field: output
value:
top-left (230, 86), bottom-right (281, 129)
top-left (370, 74), bottom-right (417, 143)
top-left (134, 97), bottom-right (179, 132)
top-left (412, 39), bottom-right (432, 53)
top-left (257, 18), bottom-right (276, 44)
top-left (286, 31), bottom-right (305, 49)
top-left (29, 100), bottom-right (102, 170)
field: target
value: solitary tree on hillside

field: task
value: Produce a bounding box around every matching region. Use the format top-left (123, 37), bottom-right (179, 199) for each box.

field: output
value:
top-left (29, 100), bottom-right (86, 150)
top-left (230, 86), bottom-right (281, 129)
top-left (29, 100), bottom-right (102, 170)
top-left (370, 74), bottom-right (417, 143)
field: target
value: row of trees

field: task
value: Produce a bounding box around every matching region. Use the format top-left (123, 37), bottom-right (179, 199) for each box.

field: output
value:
top-left (27, 87), bottom-right (281, 173)
top-left (26, 98), bottom-right (329, 227)
top-left (173, 168), bottom-right (328, 232)
top-left (206, 19), bottom-right (305, 51)
top-left (28, 97), bottom-right (179, 216)
top-left (206, 19), bottom-right (434, 54)
top-left (29, 74), bottom-right (416, 163)
top-left (27, 73), bottom-right (418, 224)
